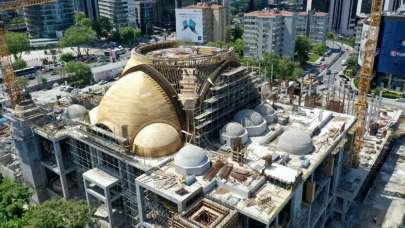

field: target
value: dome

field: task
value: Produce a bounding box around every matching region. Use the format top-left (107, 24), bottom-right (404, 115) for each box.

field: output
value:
top-left (174, 144), bottom-right (210, 176)
top-left (233, 109), bottom-right (265, 127)
top-left (89, 71), bottom-right (181, 149)
top-left (222, 122), bottom-right (246, 137)
top-left (255, 103), bottom-right (277, 124)
top-left (255, 103), bottom-right (275, 116)
top-left (133, 123), bottom-right (182, 157)
top-left (277, 129), bottom-right (314, 155)
top-left (63, 104), bottom-right (88, 121)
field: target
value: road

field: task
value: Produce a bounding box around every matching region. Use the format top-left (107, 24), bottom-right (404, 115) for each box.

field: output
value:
top-left (319, 41), bottom-right (405, 111)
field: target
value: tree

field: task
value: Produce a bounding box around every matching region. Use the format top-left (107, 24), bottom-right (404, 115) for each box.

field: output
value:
top-left (5, 32), bottom-right (30, 59)
top-left (312, 43), bottom-right (328, 56)
top-left (231, 24), bottom-right (243, 42)
top-left (60, 26), bottom-right (96, 56)
top-left (16, 77), bottom-right (29, 89)
top-left (120, 27), bottom-right (142, 45)
top-left (344, 54), bottom-right (358, 78)
top-left (74, 12), bottom-right (87, 25)
top-left (92, 16), bottom-right (113, 38)
top-left (326, 32), bottom-right (336, 40)
top-left (60, 52), bottom-right (75, 62)
top-left (22, 199), bottom-right (91, 228)
top-left (0, 178), bottom-right (31, 223)
top-left (295, 36), bottom-right (311, 66)
top-left (12, 58), bottom-right (27, 70)
top-left (40, 77), bottom-right (48, 89)
top-left (64, 61), bottom-right (92, 86)
top-left (232, 38), bottom-right (244, 58)
top-left (111, 30), bottom-right (122, 43)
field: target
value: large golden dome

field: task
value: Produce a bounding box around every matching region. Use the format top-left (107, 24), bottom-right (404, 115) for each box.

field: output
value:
top-left (89, 70), bottom-right (181, 156)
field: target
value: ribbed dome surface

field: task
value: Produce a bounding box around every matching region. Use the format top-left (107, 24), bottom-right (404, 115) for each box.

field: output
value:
top-left (89, 71), bottom-right (181, 150)
top-left (222, 122), bottom-right (246, 137)
top-left (63, 104), bottom-right (88, 121)
top-left (175, 144), bottom-right (208, 168)
top-left (277, 129), bottom-right (314, 155)
top-left (255, 103), bottom-right (275, 116)
top-left (233, 109), bottom-right (265, 127)
top-left (133, 123), bottom-right (182, 157)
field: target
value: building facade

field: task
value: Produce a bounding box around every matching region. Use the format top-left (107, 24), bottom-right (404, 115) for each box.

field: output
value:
top-left (24, 0), bottom-right (74, 38)
top-left (243, 9), bottom-right (328, 59)
top-left (128, 0), bottom-right (156, 33)
top-left (175, 2), bottom-right (226, 44)
top-left (74, 0), bottom-right (99, 20)
top-left (98, 0), bottom-right (128, 28)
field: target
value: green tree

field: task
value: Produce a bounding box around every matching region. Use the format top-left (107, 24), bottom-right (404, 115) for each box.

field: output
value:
top-left (74, 12), bottom-right (87, 25)
top-left (22, 199), bottom-right (91, 228)
top-left (120, 27), bottom-right (142, 45)
top-left (295, 36), bottom-right (311, 66)
top-left (92, 16), bottom-right (113, 38)
top-left (5, 32), bottom-right (30, 59)
top-left (0, 178), bottom-right (31, 222)
top-left (312, 43), bottom-right (328, 56)
top-left (12, 58), bottom-right (27, 70)
top-left (344, 55), bottom-right (358, 78)
top-left (59, 52), bottom-right (75, 62)
top-left (60, 26), bottom-right (96, 56)
top-left (232, 38), bottom-right (244, 58)
top-left (326, 32), bottom-right (336, 40)
top-left (231, 24), bottom-right (243, 41)
top-left (64, 61), bottom-right (92, 86)
top-left (40, 77), bottom-right (48, 89)
top-left (111, 30), bottom-right (122, 43)
top-left (16, 77), bottom-right (29, 89)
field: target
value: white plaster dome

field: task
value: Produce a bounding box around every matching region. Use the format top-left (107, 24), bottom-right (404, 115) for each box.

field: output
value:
top-left (174, 144), bottom-right (210, 176)
top-left (63, 104), bottom-right (88, 121)
top-left (222, 122), bottom-right (246, 137)
top-left (277, 129), bottom-right (314, 155)
top-left (133, 123), bottom-right (182, 157)
top-left (233, 109), bottom-right (265, 127)
top-left (255, 103), bottom-right (277, 123)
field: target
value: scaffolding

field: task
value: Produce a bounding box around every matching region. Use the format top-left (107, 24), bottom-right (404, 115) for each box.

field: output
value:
top-left (65, 137), bottom-right (144, 227)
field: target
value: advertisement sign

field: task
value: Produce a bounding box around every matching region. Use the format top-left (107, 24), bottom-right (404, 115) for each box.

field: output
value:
top-left (376, 16), bottom-right (405, 76)
top-left (175, 9), bottom-right (204, 43)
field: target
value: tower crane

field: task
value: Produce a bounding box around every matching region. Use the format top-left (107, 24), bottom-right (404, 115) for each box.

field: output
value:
top-left (0, 0), bottom-right (55, 107)
top-left (352, 0), bottom-right (384, 167)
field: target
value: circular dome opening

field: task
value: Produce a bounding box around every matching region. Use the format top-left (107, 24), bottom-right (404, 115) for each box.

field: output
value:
top-left (277, 129), bottom-right (314, 155)
top-left (255, 103), bottom-right (275, 116)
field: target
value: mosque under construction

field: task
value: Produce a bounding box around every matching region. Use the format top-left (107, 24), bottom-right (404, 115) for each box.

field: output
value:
top-left (3, 41), bottom-right (402, 228)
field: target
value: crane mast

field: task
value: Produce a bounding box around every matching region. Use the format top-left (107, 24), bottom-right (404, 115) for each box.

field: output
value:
top-left (0, 0), bottom-right (55, 107)
top-left (352, 0), bottom-right (384, 167)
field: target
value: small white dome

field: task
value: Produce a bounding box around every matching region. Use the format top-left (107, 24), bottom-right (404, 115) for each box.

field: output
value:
top-left (222, 122), bottom-right (246, 137)
top-left (277, 129), bottom-right (314, 155)
top-left (233, 109), bottom-right (265, 127)
top-left (174, 144), bottom-right (210, 176)
top-left (63, 104), bottom-right (88, 121)
top-left (255, 103), bottom-right (275, 116)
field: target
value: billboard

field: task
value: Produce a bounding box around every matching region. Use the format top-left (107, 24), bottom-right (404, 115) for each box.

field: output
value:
top-left (376, 16), bottom-right (405, 76)
top-left (175, 9), bottom-right (204, 43)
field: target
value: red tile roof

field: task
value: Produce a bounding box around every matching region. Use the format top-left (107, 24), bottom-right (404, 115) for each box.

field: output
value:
top-left (185, 2), bottom-right (223, 9)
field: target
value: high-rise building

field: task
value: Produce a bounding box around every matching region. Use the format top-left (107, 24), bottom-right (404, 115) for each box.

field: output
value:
top-left (243, 9), bottom-right (328, 59)
top-left (98, 0), bottom-right (128, 28)
top-left (155, 0), bottom-right (176, 27)
top-left (128, 0), bottom-right (156, 33)
top-left (74, 0), bottom-right (99, 20)
top-left (384, 0), bottom-right (404, 12)
top-left (328, 0), bottom-right (358, 36)
top-left (176, 2), bottom-right (226, 44)
top-left (24, 0), bottom-right (74, 38)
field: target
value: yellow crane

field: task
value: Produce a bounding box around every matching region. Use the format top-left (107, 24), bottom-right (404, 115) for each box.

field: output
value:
top-left (0, 0), bottom-right (55, 107)
top-left (353, 0), bottom-right (384, 167)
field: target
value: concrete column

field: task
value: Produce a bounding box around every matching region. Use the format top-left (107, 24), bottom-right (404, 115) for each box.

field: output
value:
top-left (388, 74), bottom-right (392, 89)
top-left (136, 184), bottom-right (147, 225)
top-left (291, 183), bottom-right (304, 226)
top-left (106, 186), bottom-right (114, 228)
top-left (53, 141), bottom-right (69, 198)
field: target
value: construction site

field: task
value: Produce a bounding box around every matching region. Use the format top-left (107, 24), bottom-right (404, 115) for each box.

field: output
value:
top-left (0, 40), bottom-right (402, 228)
